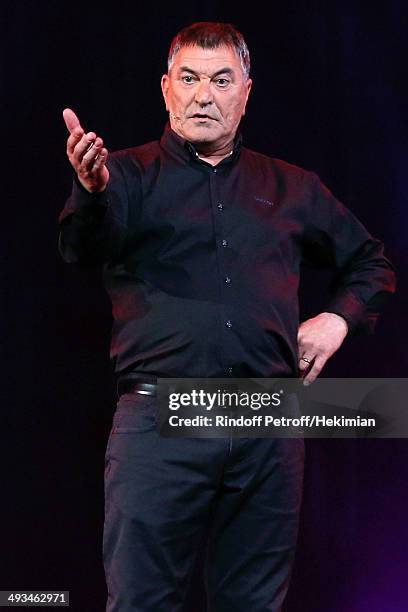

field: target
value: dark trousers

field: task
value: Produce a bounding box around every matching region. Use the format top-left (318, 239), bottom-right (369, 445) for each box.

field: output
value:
top-left (103, 392), bottom-right (305, 612)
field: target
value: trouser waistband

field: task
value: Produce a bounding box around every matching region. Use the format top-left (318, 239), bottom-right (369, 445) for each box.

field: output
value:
top-left (117, 375), bottom-right (158, 398)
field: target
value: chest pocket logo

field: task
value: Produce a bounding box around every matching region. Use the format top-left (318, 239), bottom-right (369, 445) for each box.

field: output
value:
top-left (254, 196), bottom-right (274, 206)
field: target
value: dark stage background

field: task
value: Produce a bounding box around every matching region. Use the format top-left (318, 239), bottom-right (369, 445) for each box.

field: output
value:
top-left (2, 1), bottom-right (408, 610)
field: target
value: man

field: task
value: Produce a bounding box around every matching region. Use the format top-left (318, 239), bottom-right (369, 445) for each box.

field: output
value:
top-left (59, 22), bottom-right (396, 612)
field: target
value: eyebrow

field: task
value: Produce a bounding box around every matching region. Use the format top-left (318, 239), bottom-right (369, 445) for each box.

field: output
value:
top-left (178, 66), bottom-right (235, 78)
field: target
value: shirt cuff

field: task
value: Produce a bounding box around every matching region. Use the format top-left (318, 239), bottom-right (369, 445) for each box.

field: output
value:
top-left (324, 291), bottom-right (369, 335)
top-left (58, 175), bottom-right (110, 223)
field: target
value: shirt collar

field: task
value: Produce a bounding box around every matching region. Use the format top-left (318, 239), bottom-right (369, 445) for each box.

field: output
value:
top-left (159, 122), bottom-right (243, 167)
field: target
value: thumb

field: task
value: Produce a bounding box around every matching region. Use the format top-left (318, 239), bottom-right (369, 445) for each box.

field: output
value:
top-left (63, 107), bottom-right (83, 134)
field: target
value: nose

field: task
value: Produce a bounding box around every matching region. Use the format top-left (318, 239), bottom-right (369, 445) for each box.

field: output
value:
top-left (195, 79), bottom-right (213, 106)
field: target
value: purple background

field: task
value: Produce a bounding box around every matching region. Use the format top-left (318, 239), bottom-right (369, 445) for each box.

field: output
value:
top-left (2, 1), bottom-right (407, 610)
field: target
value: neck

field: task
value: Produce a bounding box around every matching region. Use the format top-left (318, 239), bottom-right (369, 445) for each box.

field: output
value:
top-left (194, 140), bottom-right (235, 166)
top-left (168, 124), bottom-right (237, 166)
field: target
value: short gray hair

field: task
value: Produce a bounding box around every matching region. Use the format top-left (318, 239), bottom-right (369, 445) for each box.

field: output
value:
top-left (167, 22), bottom-right (251, 80)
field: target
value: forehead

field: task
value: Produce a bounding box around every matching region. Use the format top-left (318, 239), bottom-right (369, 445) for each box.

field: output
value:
top-left (171, 44), bottom-right (242, 73)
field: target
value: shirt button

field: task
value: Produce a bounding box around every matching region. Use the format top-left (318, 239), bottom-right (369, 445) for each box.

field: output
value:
top-left (222, 239), bottom-right (228, 247)
top-left (217, 203), bottom-right (224, 210)
top-left (213, 168), bottom-right (217, 174)
top-left (226, 320), bottom-right (232, 328)
top-left (225, 276), bottom-right (231, 284)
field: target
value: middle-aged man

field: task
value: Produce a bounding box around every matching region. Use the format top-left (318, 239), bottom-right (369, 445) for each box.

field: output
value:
top-left (59, 22), bottom-right (396, 612)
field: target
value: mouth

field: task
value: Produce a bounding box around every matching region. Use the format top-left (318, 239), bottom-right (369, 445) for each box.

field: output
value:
top-left (190, 113), bottom-right (215, 120)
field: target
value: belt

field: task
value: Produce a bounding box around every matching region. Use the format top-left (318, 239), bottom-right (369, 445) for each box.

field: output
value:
top-left (117, 378), bottom-right (158, 398)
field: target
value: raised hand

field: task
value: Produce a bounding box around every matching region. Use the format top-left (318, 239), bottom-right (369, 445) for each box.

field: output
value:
top-left (297, 312), bottom-right (349, 385)
top-left (63, 108), bottom-right (109, 193)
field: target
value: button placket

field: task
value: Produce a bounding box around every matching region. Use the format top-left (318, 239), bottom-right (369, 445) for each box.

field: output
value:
top-left (209, 166), bottom-right (234, 374)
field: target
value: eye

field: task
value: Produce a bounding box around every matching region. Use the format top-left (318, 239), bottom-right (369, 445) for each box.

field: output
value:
top-left (181, 75), bottom-right (195, 84)
top-left (215, 78), bottom-right (230, 87)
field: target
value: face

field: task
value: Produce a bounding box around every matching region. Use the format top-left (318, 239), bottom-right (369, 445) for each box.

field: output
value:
top-left (161, 44), bottom-right (252, 150)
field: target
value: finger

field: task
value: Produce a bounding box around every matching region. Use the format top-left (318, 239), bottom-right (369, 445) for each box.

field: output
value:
top-left (63, 108), bottom-right (83, 134)
top-left (303, 356), bottom-right (326, 386)
top-left (92, 146), bottom-right (108, 171)
top-left (67, 126), bottom-right (85, 156)
top-left (72, 131), bottom-right (96, 165)
top-left (299, 356), bottom-right (314, 373)
top-left (80, 137), bottom-right (104, 171)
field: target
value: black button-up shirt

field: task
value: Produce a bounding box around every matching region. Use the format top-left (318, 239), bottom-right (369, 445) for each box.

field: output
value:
top-left (59, 123), bottom-right (396, 379)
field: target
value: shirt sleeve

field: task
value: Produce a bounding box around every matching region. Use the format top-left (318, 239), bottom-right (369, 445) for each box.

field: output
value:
top-left (303, 172), bottom-right (397, 335)
top-left (58, 153), bottom-right (137, 264)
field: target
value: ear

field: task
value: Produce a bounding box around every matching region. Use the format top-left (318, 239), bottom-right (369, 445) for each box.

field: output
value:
top-left (161, 74), bottom-right (169, 110)
top-left (242, 78), bottom-right (253, 116)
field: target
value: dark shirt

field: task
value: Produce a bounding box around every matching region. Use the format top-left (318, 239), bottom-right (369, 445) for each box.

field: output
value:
top-left (58, 123), bottom-right (396, 380)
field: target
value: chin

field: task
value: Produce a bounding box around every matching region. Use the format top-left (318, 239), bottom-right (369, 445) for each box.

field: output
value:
top-left (186, 125), bottom-right (220, 144)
